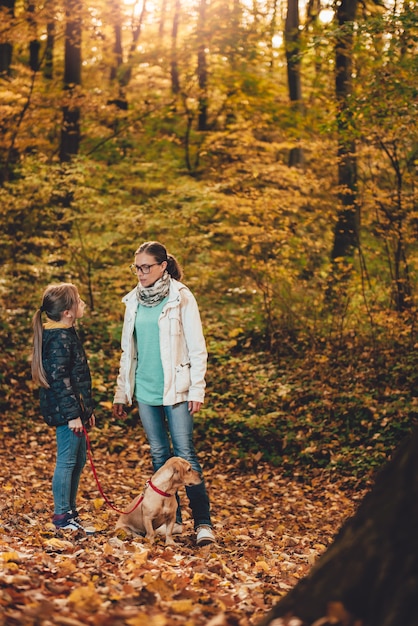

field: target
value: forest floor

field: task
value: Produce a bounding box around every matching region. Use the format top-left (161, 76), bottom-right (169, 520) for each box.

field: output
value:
top-left (0, 421), bottom-right (366, 626)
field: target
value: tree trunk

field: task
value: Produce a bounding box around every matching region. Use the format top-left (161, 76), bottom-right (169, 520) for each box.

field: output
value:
top-left (43, 20), bottom-right (55, 79)
top-left (27, 1), bottom-right (40, 71)
top-left (42, 0), bottom-right (55, 79)
top-left (257, 426), bottom-right (418, 626)
top-left (29, 40), bottom-right (40, 72)
top-left (285, 0), bottom-right (304, 167)
top-left (0, 0), bottom-right (15, 75)
top-left (285, 0), bottom-right (302, 103)
top-left (170, 0), bottom-right (181, 94)
top-left (109, 0), bottom-right (123, 82)
top-left (378, 140), bottom-right (413, 312)
top-left (331, 0), bottom-right (359, 259)
top-left (268, 0), bottom-right (278, 70)
top-left (107, 0), bottom-right (129, 110)
top-left (159, 0), bottom-right (168, 38)
top-left (59, 0), bottom-right (82, 162)
top-left (197, 0), bottom-right (208, 131)
top-left (112, 0), bottom-right (146, 93)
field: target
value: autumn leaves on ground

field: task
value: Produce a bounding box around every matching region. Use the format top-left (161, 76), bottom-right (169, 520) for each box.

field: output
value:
top-left (0, 419), bottom-right (363, 626)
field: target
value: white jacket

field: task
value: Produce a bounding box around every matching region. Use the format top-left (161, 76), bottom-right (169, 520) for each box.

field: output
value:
top-left (113, 278), bottom-right (207, 407)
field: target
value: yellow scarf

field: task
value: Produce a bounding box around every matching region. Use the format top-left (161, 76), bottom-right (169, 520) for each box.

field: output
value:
top-left (43, 321), bottom-right (73, 330)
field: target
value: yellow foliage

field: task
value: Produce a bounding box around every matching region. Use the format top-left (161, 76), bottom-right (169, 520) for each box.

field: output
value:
top-left (115, 527), bottom-right (130, 540)
top-left (68, 581), bottom-right (102, 612)
top-left (255, 560), bottom-right (270, 573)
top-left (228, 327), bottom-right (244, 338)
top-left (99, 400), bottom-right (114, 410)
top-left (168, 599), bottom-right (195, 614)
top-left (5, 562), bottom-right (19, 572)
top-left (44, 538), bottom-right (75, 552)
top-left (123, 549), bottom-right (150, 572)
top-left (143, 574), bottom-right (174, 601)
top-left (1, 551), bottom-right (20, 563)
top-left (103, 542), bottom-right (114, 556)
top-left (57, 558), bottom-right (77, 576)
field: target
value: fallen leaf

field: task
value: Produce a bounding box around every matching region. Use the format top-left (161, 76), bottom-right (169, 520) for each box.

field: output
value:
top-left (68, 581), bottom-right (102, 612)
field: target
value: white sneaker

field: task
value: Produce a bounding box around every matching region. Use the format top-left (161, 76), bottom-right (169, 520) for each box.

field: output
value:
top-left (155, 523), bottom-right (183, 536)
top-left (196, 525), bottom-right (216, 546)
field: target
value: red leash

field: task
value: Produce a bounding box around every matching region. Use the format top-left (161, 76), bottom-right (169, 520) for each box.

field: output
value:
top-left (83, 426), bottom-right (172, 515)
top-left (83, 426), bottom-right (143, 515)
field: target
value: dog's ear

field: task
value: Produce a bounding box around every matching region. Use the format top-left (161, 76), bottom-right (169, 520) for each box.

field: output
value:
top-left (171, 460), bottom-right (183, 480)
top-left (173, 459), bottom-right (191, 480)
top-left (181, 460), bottom-right (192, 479)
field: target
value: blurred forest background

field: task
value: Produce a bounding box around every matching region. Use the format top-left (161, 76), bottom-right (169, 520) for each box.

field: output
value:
top-left (1, 0), bottom-right (417, 486)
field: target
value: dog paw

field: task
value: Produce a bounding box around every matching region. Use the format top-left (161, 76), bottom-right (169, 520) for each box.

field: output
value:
top-left (165, 538), bottom-right (176, 547)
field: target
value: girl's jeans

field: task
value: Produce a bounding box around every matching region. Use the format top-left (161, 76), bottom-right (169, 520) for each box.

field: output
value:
top-left (138, 401), bottom-right (212, 529)
top-left (52, 424), bottom-right (87, 515)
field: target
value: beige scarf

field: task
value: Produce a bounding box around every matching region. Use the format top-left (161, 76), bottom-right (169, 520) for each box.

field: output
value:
top-left (136, 270), bottom-right (170, 307)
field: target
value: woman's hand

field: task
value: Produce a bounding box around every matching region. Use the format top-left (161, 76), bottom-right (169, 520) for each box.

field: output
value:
top-left (188, 401), bottom-right (202, 415)
top-left (68, 417), bottom-right (84, 433)
top-left (113, 403), bottom-right (127, 419)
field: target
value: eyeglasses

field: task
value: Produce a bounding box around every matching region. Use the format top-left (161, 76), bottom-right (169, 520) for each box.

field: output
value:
top-left (130, 263), bottom-right (162, 275)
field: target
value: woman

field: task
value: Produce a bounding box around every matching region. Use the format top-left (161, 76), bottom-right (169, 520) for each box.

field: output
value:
top-left (112, 241), bottom-right (215, 546)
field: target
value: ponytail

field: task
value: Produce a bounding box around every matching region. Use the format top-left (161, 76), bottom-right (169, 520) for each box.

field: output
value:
top-left (166, 253), bottom-right (183, 281)
top-left (31, 309), bottom-right (49, 388)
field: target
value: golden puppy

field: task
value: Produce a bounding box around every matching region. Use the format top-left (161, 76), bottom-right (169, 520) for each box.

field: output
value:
top-left (115, 456), bottom-right (201, 546)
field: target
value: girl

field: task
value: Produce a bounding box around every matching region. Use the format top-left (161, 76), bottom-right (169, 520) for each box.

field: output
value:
top-left (112, 241), bottom-right (215, 546)
top-left (32, 283), bottom-right (95, 533)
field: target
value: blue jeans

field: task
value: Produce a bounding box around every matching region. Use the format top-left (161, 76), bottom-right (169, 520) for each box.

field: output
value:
top-left (52, 424), bottom-right (87, 515)
top-left (138, 401), bottom-right (212, 529)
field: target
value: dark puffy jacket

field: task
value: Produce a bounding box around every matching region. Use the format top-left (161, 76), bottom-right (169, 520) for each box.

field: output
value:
top-left (39, 327), bottom-right (95, 427)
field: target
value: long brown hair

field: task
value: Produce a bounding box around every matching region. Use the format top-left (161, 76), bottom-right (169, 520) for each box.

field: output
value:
top-left (31, 283), bottom-right (79, 388)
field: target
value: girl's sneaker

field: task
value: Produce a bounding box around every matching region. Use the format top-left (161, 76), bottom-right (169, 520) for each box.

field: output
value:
top-left (53, 512), bottom-right (96, 535)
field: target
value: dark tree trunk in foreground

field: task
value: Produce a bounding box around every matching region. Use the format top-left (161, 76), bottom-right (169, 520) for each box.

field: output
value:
top-left (257, 426), bottom-right (418, 626)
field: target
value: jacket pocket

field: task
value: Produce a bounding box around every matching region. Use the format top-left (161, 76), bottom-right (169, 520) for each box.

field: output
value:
top-left (170, 319), bottom-right (181, 335)
top-left (175, 362), bottom-right (191, 393)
